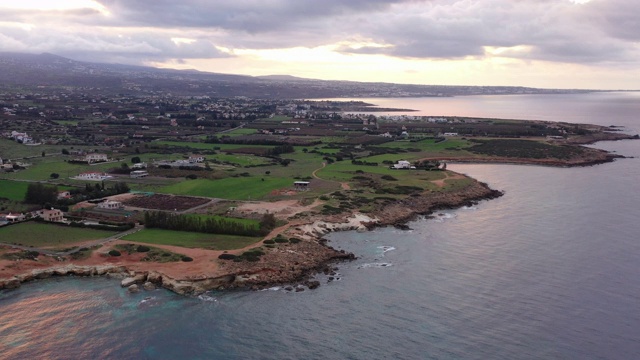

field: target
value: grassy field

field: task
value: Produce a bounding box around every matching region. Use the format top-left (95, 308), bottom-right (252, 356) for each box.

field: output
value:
top-left (121, 228), bottom-right (262, 250)
top-left (3, 157), bottom-right (117, 181)
top-left (211, 153), bottom-right (273, 166)
top-left (0, 180), bottom-right (73, 202)
top-left (0, 222), bottom-right (119, 248)
top-left (153, 141), bottom-right (272, 151)
top-left (378, 138), bottom-right (472, 151)
top-left (222, 128), bottom-right (259, 136)
top-left (0, 138), bottom-right (108, 160)
top-left (184, 214), bottom-right (260, 229)
top-left (0, 180), bottom-right (32, 201)
top-left (157, 176), bottom-right (294, 200)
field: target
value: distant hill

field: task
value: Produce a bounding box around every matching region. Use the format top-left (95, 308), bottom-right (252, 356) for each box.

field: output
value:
top-left (0, 52), bottom-right (595, 99)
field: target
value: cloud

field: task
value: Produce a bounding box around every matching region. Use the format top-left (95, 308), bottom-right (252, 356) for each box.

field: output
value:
top-left (0, 0), bottom-right (638, 69)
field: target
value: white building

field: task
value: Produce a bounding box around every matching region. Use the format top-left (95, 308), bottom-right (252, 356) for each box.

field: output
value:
top-left (85, 153), bottom-right (108, 163)
top-left (74, 172), bottom-right (112, 181)
top-left (392, 160), bottom-right (416, 169)
top-left (130, 170), bottom-right (149, 178)
top-left (97, 200), bottom-right (123, 210)
top-left (188, 155), bottom-right (205, 163)
top-left (39, 208), bottom-right (65, 223)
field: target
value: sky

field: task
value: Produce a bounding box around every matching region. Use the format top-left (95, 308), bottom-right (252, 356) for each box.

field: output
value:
top-left (0, 0), bottom-right (638, 90)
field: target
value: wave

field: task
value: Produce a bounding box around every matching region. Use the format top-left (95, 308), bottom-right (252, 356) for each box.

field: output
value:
top-left (357, 263), bottom-right (393, 269)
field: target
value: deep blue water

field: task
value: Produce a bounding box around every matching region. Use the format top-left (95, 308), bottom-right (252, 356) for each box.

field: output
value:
top-left (1, 93), bottom-right (639, 359)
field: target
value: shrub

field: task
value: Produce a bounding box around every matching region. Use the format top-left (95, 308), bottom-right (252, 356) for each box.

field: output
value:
top-left (289, 237), bottom-right (302, 244)
top-left (218, 253), bottom-right (237, 260)
top-left (136, 245), bottom-right (151, 253)
top-left (181, 256), bottom-right (193, 262)
top-left (263, 239), bottom-right (275, 244)
top-left (108, 250), bottom-right (121, 257)
top-left (274, 237), bottom-right (289, 243)
top-left (381, 175), bottom-right (398, 181)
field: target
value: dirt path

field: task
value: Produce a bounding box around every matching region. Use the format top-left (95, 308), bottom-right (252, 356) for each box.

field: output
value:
top-left (311, 162), bottom-right (326, 179)
top-left (431, 171), bottom-right (465, 187)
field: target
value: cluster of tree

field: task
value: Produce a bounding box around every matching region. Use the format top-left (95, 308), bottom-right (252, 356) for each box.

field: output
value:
top-left (413, 160), bottom-right (444, 170)
top-left (351, 160), bottom-right (379, 166)
top-left (144, 211), bottom-right (276, 237)
top-left (25, 182), bottom-right (130, 207)
top-left (266, 144), bottom-right (294, 157)
top-left (24, 183), bottom-right (58, 205)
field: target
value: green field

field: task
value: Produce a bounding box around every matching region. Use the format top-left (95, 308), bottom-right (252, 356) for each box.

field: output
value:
top-left (153, 141), bottom-right (272, 151)
top-left (221, 128), bottom-right (259, 136)
top-left (157, 176), bottom-right (294, 200)
top-left (378, 138), bottom-right (471, 151)
top-left (211, 153), bottom-right (272, 166)
top-left (121, 228), bottom-right (262, 249)
top-left (0, 180), bottom-right (73, 202)
top-left (0, 138), bottom-right (108, 160)
top-left (0, 180), bottom-right (32, 201)
top-left (184, 214), bottom-right (260, 229)
top-left (0, 222), bottom-right (118, 248)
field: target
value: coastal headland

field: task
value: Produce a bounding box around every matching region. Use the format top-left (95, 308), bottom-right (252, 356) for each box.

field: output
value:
top-left (1, 109), bottom-right (638, 296)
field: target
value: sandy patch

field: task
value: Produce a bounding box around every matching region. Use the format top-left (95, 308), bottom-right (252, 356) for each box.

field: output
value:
top-left (235, 199), bottom-right (323, 219)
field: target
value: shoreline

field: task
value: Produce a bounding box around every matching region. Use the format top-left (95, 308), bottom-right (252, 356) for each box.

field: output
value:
top-left (1, 135), bottom-right (637, 296)
top-left (0, 176), bottom-right (502, 295)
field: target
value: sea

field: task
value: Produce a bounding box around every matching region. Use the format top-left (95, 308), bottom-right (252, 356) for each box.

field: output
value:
top-left (1, 92), bottom-right (639, 360)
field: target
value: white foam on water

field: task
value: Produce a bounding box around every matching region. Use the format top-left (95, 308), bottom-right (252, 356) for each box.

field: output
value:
top-left (377, 246), bottom-right (396, 257)
top-left (357, 263), bottom-right (393, 269)
top-left (197, 294), bottom-right (218, 302)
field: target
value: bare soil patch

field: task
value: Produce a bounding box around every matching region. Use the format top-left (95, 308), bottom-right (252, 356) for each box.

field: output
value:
top-left (121, 194), bottom-right (210, 211)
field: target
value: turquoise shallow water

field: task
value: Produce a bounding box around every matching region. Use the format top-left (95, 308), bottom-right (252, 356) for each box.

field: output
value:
top-left (1, 92), bottom-right (639, 359)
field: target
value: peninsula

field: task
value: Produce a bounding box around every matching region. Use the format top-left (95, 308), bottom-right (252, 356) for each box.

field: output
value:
top-left (0, 89), bottom-right (637, 295)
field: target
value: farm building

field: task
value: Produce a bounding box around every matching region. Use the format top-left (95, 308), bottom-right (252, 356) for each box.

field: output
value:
top-left (130, 170), bottom-right (149, 178)
top-left (97, 200), bottom-right (124, 210)
top-left (294, 181), bottom-right (310, 191)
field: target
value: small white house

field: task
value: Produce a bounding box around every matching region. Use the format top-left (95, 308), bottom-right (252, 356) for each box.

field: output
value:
top-left (443, 132), bottom-right (459, 137)
top-left (393, 160), bottom-right (414, 169)
top-left (5, 213), bottom-right (25, 223)
top-left (57, 191), bottom-right (71, 200)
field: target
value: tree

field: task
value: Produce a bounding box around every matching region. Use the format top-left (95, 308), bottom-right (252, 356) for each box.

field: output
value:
top-left (24, 183), bottom-right (57, 205)
top-left (61, 148), bottom-right (69, 155)
top-left (50, 173), bottom-right (59, 179)
top-left (41, 151), bottom-right (46, 157)
top-left (131, 156), bottom-right (141, 164)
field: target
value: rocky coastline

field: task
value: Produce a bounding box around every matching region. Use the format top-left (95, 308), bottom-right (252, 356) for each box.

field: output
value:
top-left (0, 177), bottom-right (503, 296)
